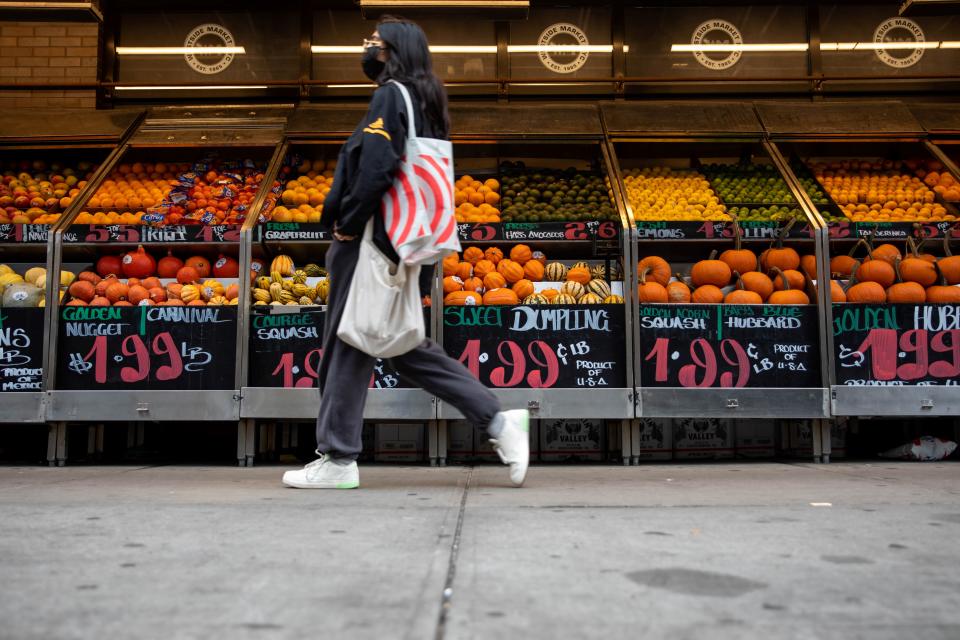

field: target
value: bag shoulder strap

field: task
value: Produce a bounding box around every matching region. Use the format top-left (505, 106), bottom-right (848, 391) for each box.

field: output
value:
top-left (386, 79), bottom-right (417, 141)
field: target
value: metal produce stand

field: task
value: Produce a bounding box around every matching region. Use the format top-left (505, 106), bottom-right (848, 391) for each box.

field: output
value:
top-left (0, 108), bottom-right (142, 435)
top-left (44, 106), bottom-right (288, 464)
top-left (758, 102), bottom-right (960, 433)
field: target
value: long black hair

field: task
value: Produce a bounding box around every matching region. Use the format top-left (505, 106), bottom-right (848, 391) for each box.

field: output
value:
top-left (376, 16), bottom-right (450, 139)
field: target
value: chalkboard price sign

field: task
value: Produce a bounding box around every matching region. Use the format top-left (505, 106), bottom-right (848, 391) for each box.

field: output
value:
top-left (457, 221), bottom-right (619, 243)
top-left (56, 305), bottom-right (238, 390)
top-left (638, 304), bottom-right (821, 388)
top-left (443, 304), bottom-right (627, 388)
top-left (63, 224), bottom-right (242, 244)
top-left (0, 223), bottom-right (49, 243)
top-left (833, 304), bottom-right (960, 386)
top-left (636, 220), bottom-right (814, 241)
top-left (247, 308), bottom-right (419, 389)
top-left (0, 308), bottom-right (44, 391)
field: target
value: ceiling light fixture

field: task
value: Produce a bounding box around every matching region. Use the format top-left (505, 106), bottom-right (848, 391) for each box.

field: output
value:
top-left (116, 46), bottom-right (247, 55)
top-left (115, 85), bottom-right (268, 91)
top-left (671, 43), bottom-right (809, 53)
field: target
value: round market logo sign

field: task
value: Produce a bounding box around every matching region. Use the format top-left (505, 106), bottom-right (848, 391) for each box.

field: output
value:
top-left (691, 19), bottom-right (743, 70)
top-left (184, 23), bottom-right (237, 75)
top-left (873, 17), bottom-right (926, 68)
top-left (537, 23), bottom-right (589, 74)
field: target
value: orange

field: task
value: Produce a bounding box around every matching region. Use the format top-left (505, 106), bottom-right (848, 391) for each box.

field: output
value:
top-left (484, 192), bottom-right (500, 206)
top-left (484, 178), bottom-right (499, 191)
top-left (468, 192), bottom-right (485, 206)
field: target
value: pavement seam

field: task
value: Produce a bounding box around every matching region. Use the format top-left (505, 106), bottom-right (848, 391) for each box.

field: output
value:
top-left (434, 465), bottom-right (474, 640)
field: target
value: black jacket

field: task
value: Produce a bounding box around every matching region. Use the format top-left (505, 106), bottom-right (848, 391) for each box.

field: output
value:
top-left (321, 80), bottom-right (445, 266)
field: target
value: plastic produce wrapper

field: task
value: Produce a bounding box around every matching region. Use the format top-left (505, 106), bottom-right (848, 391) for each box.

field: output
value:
top-left (879, 436), bottom-right (957, 461)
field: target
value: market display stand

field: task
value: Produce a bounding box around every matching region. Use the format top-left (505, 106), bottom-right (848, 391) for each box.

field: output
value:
top-left (44, 107), bottom-right (288, 465)
top-left (759, 102), bottom-right (960, 460)
top-left (238, 105), bottom-right (438, 466)
top-left (0, 108), bottom-right (143, 460)
top-left (435, 104), bottom-right (636, 465)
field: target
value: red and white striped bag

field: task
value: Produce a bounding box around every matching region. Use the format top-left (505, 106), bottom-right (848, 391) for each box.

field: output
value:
top-left (381, 80), bottom-right (461, 266)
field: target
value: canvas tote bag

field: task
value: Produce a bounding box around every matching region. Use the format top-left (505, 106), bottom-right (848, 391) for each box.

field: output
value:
top-left (381, 80), bottom-right (461, 266)
top-left (336, 218), bottom-right (424, 358)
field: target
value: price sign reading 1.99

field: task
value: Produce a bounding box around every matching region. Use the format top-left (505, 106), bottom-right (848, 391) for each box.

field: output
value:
top-left (56, 306), bottom-right (238, 390)
top-left (638, 304), bottom-right (821, 388)
top-left (443, 305), bottom-right (627, 389)
top-left (833, 304), bottom-right (960, 386)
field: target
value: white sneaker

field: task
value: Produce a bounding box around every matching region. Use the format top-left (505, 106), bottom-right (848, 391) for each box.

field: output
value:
top-left (489, 410), bottom-right (530, 487)
top-left (282, 453), bottom-right (360, 489)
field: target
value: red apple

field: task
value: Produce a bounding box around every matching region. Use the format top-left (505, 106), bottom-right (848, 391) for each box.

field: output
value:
top-left (14, 195), bottom-right (30, 209)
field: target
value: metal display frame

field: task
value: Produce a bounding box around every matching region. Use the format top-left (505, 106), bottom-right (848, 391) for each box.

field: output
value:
top-left (42, 106), bottom-right (288, 465)
top-left (0, 108), bottom-right (143, 430)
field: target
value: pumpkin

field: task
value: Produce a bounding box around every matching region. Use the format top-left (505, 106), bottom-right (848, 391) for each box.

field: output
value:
top-left (94, 277), bottom-right (115, 298)
top-left (571, 262), bottom-right (590, 271)
top-left (512, 279), bottom-right (535, 300)
top-left (899, 240), bottom-right (937, 287)
top-left (68, 280), bottom-right (95, 303)
top-left (268, 255), bottom-right (293, 277)
top-left (105, 281), bottom-right (129, 303)
top-left (740, 271), bottom-right (774, 301)
top-left (156, 252), bottom-right (183, 278)
top-left (760, 219), bottom-right (801, 273)
top-left (725, 288), bottom-right (763, 304)
top-left (65, 299), bottom-right (87, 306)
top-left (207, 295), bottom-right (228, 306)
top-left (871, 243), bottom-right (901, 266)
top-left (77, 271), bottom-right (101, 285)
top-left (141, 276), bottom-right (161, 290)
top-left (637, 268), bottom-right (668, 303)
top-left (566, 266), bottom-right (591, 285)
top-left (523, 294), bottom-right (549, 305)
top-left (213, 254), bottom-right (240, 278)
top-left (719, 218), bottom-right (758, 275)
top-left (497, 259), bottom-right (524, 284)
top-left (926, 263), bottom-right (960, 303)
top-left (637, 256), bottom-right (671, 287)
top-left (692, 284), bottom-right (724, 304)
top-left (163, 299), bottom-right (185, 306)
top-left (483, 287), bottom-right (519, 305)
top-left (149, 287), bottom-right (167, 303)
top-left (444, 291), bottom-right (482, 306)
top-left (179, 284), bottom-right (201, 303)
top-left (483, 272), bottom-right (506, 290)
top-left (532, 250), bottom-right (547, 265)
top-left (201, 279), bottom-right (225, 301)
top-left (127, 285), bottom-right (150, 305)
top-left (829, 280), bottom-right (846, 303)
top-left (251, 258), bottom-right (267, 280)
top-left (773, 269), bottom-right (805, 292)
top-left (579, 292), bottom-right (603, 304)
top-left (552, 293), bottom-right (577, 305)
top-left (830, 255), bottom-right (858, 278)
top-left (846, 277), bottom-right (887, 303)
top-left (603, 295), bottom-right (625, 304)
top-left (560, 280), bottom-right (585, 300)
top-left (541, 288), bottom-right (560, 301)
top-left (185, 299), bottom-right (206, 307)
top-left (186, 255), bottom-right (213, 278)
top-left (454, 262), bottom-right (473, 281)
top-left (856, 259), bottom-right (895, 288)
top-left (442, 253), bottom-right (460, 277)
top-left (544, 262), bottom-right (568, 282)
top-left (523, 260), bottom-right (545, 282)
top-left (166, 283), bottom-right (183, 300)
top-left (463, 246), bottom-right (484, 265)
top-left (666, 279), bottom-right (691, 303)
top-left (939, 234), bottom-right (960, 285)
top-left (443, 276), bottom-right (464, 295)
top-left (462, 277), bottom-right (484, 293)
top-left (121, 245), bottom-right (156, 279)
top-left (886, 282), bottom-right (926, 304)
top-left (127, 278), bottom-right (141, 288)
top-left (509, 244), bottom-right (532, 265)
top-left (768, 288), bottom-right (810, 305)
top-left (484, 247), bottom-right (504, 264)
top-left (176, 266), bottom-right (200, 285)
top-left (587, 279), bottom-right (611, 299)
top-left (590, 264), bottom-right (606, 281)
top-left (473, 259), bottom-right (496, 279)
top-left (691, 251), bottom-right (732, 288)
top-left (95, 254), bottom-right (123, 278)
top-left (89, 296), bottom-right (110, 306)
top-left (2, 283), bottom-right (43, 307)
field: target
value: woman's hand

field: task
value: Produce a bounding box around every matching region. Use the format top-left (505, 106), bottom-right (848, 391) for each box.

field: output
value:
top-left (332, 224), bottom-right (357, 242)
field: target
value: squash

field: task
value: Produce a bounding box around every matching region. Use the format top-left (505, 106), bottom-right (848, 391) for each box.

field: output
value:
top-left (463, 246), bottom-right (484, 265)
top-left (532, 250), bottom-right (547, 265)
top-left (291, 270), bottom-right (308, 285)
top-left (484, 247), bottom-right (504, 264)
top-left (482, 272), bottom-right (506, 290)
top-left (455, 262), bottom-right (473, 281)
top-left (637, 268), bottom-right (668, 303)
top-left (760, 219), bottom-right (801, 272)
top-left (541, 288), bottom-right (560, 301)
top-left (302, 263), bottom-right (324, 277)
top-left (522, 294), bottom-right (549, 305)
top-left (77, 271), bottom-right (101, 286)
top-left (462, 277), bottom-right (484, 293)
top-left (845, 264), bottom-right (886, 303)
top-left (68, 279), bottom-right (96, 303)
top-left (551, 293), bottom-right (577, 305)
top-left (886, 282), bottom-right (926, 304)
top-left (871, 242), bottom-right (902, 266)
top-left (24, 266), bottom-right (45, 285)
top-left (444, 290), bottom-right (482, 306)
top-left (566, 266), bottom-right (591, 285)
top-left (2, 283), bottom-right (43, 307)
top-left (201, 279), bottom-right (225, 301)
top-left (482, 288), bottom-right (519, 305)
top-left (603, 295), bottom-right (625, 304)
top-left (149, 287), bottom-right (168, 303)
top-left (773, 269), bottom-right (805, 292)
top-left (442, 253), bottom-right (460, 277)
top-left (767, 267), bottom-right (809, 304)
top-left (590, 264), bottom-right (606, 281)
top-left (509, 244), bottom-right (532, 265)
top-left (692, 284), bottom-right (724, 304)
top-left (473, 259), bottom-right (496, 279)
top-left (268, 282), bottom-right (284, 302)
top-left (829, 280), bottom-right (846, 303)
top-left (122, 245), bottom-right (157, 279)
top-left (180, 284), bottom-right (201, 304)
top-left (497, 259), bottom-right (524, 284)
top-left (185, 255), bottom-right (212, 279)
top-left (719, 217), bottom-right (759, 275)
top-left (856, 258), bottom-right (895, 288)
top-left (89, 296), bottom-right (110, 306)
top-left (158, 251), bottom-right (184, 278)
top-left (127, 285), bottom-right (150, 305)
top-left (637, 256), bottom-right (671, 287)
top-left (740, 271), bottom-right (774, 302)
top-left (213, 254), bottom-right (240, 278)
top-left (691, 251), bottom-right (732, 288)
top-left (898, 238), bottom-right (936, 287)
top-left (666, 278), bottom-right (691, 304)
top-left (939, 234), bottom-right (960, 285)
top-left (176, 266), bottom-right (200, 285)
top-left (800, 254), bottom-right (818, 280)
top-left (512, 279), bottom-right (535, 300)
top-left (523, 260), bottom-right (545, 282)
top-left (105, 281), bottom-right (129, 303)
top-left (560, 280), bottom-right (585, 300)
top-left (579, 292), bottom-right (603, 304)
top-left (166, 283), bottom-right (184, 300)
top-left (587, 279), bottom-right (612, 299)
top-left (443, 276), bottom-right (464, 294)
top-left (926, 263), bottom-right (960, 303)
top-left (724, 288), bottom-right (762, 305)
top-left (95, 254), bottom-right (123, 278)
top-left (269, 255), bottom-right (294, 277)
top-left (544, 262), bottom-right (568, 282)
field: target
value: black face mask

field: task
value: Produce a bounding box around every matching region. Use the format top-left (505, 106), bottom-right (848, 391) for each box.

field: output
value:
top-left (362, 46), bottom-right (385, 81)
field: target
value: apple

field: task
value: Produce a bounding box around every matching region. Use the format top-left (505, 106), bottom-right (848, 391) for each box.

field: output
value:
top-left (14, 195), bottom-right (29, 208)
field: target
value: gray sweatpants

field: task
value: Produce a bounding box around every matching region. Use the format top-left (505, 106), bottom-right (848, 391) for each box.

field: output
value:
top-left (316, 237), bottom-right (501, 460)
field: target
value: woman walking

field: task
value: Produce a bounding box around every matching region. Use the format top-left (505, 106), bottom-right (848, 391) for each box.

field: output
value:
top-left (283, 17), bottom-right (529, 489)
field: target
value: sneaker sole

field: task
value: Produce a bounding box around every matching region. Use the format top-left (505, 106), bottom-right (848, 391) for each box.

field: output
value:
top-left (282, 479), bottom-right (359, 489)
top-left (510, 411), bottom-right (530, 487)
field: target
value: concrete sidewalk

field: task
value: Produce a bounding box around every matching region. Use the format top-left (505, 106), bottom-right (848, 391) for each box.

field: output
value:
top-left (1, 462), bottom-right (959, 640)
